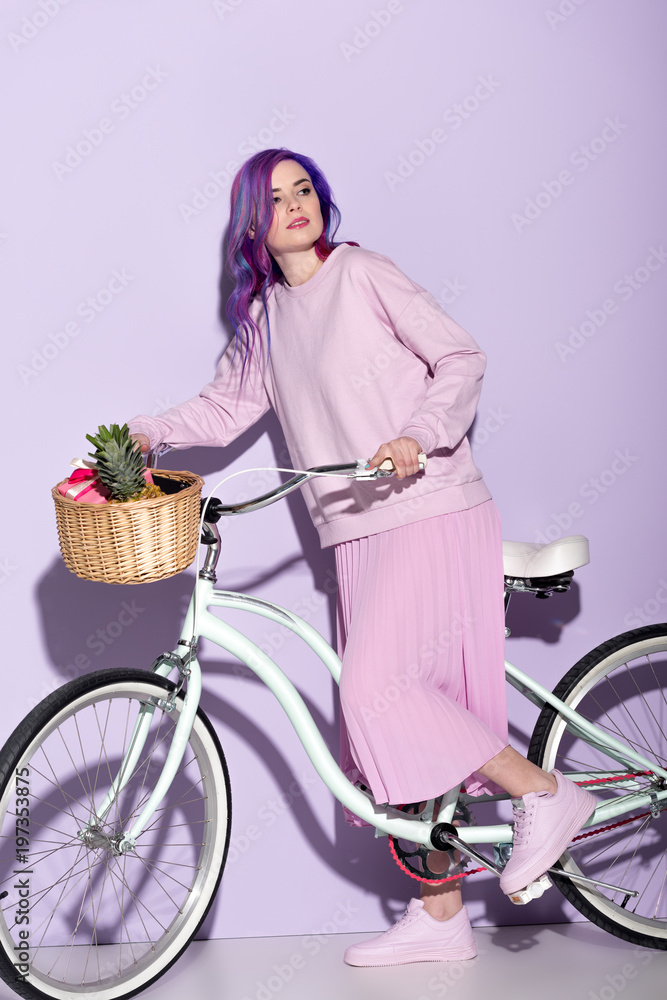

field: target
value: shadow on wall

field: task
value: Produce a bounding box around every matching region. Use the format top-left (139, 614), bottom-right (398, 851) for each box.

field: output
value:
top-left (505, 580), bottom-right (582, 644)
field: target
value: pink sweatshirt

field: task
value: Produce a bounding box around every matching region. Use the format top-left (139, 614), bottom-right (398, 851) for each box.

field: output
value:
top-left (128, 244), bottom-right (491, 547)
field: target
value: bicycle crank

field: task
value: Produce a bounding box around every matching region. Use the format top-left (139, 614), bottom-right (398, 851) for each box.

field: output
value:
top-left (389, 803), bottom-right (481, 883)
top-left (430, 823), bottom-right (640, 904)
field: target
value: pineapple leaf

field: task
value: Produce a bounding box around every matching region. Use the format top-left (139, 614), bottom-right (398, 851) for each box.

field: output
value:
top-left (86, 423), bottom-right (146, 501)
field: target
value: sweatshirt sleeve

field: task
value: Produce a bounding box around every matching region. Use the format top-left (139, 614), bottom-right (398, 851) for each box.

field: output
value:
top-left (392, 290), bottom-right (486, 455)
top-left (127, 340), bottom-right (272, 451)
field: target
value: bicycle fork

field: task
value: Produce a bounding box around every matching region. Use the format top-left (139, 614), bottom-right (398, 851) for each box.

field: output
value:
top-left (78, 646), bottom-right (202, 854)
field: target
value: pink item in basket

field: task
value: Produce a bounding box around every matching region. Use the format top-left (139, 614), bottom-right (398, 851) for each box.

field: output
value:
top-left (58, 467), bottom-right (154, 504)
top-left (58, 468), bottom-right (111, 504)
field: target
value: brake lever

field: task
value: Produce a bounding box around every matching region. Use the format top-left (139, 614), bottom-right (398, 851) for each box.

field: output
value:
top-left (354, 452), bottom-right (428, 480)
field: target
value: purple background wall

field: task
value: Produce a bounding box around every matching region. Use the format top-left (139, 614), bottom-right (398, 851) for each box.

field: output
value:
top-left (3, 0), bottom-right (666, 940)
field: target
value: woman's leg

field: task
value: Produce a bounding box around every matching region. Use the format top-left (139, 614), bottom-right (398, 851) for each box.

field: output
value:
top-left (478, 745), bottom-right (557, 796)
top-left (420, 851), bottom-right (464, 920)
top-left (343, 808), bottom-right (475, 967)
top-left (481, 745), bottom-right (596, 896)
top-left (419, 747), bottom-right (558, 917)
top-left (418, 804), bottom-right (464, 920)
top-left (419, 748), bottom-right (567, 917)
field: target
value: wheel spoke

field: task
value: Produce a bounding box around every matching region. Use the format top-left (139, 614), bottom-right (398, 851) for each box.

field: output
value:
top-left (625, 657), bottom-right (667, 749)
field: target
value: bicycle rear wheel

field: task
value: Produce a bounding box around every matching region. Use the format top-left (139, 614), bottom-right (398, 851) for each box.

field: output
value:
top-left (0, 668), bottom-right (232, 1000)
top-left (529, 624), bottom-right (667, 949)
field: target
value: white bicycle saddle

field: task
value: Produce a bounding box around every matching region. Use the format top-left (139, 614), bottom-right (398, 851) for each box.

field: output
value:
top-left (502, 535), bottom-right (590, 579)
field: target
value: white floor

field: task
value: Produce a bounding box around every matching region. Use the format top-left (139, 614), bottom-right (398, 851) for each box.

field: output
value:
top-left (143, 921), bottom-right (665, 1000)
top-left (0, 922), bottom-right (663, 999)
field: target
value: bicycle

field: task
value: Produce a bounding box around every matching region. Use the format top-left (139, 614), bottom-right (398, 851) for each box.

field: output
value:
top-left (0, 456), bottom-right (665, 1000)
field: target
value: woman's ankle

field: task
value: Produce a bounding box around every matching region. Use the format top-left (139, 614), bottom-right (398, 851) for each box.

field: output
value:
top-left (479, 745), bottom-right (558, 797)
top-left (421, 896), bottom-right (463, 921)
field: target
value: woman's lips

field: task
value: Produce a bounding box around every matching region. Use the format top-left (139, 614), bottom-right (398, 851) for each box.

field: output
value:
top-left (287, 217), bottom-right (309, 229)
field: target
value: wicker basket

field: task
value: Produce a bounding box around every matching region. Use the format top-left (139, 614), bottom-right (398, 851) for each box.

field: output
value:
top-left (52, 469), bottom-right (204, 584)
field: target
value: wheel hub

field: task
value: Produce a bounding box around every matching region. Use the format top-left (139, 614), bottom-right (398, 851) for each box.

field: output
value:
top-left (78, 824), bottom-right (123, 856)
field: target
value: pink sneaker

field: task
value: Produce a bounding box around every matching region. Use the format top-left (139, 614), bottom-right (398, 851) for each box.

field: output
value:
top-left (499, 769), bottom-right (597, 898)
top-left (343, 900), bottom-right (476, 967)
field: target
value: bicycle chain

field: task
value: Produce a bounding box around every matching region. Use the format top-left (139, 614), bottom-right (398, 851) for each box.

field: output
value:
top-left (388, 770), bottom-right (658, 885)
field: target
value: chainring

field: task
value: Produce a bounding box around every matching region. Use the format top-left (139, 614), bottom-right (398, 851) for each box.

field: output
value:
top-left (388, 801), bottom-right (481, 885)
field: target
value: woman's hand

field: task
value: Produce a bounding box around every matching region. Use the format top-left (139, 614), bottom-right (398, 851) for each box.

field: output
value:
top-left (131, 432), bottom-right (151, 454)
top-left (367, 436), bottom-right (423, 480)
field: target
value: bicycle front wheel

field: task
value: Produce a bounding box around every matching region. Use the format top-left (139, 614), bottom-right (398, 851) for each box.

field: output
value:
top-left (529, 624), bottom-right (667, 949)
top-left (0, 668), bottom-right (232, 1000)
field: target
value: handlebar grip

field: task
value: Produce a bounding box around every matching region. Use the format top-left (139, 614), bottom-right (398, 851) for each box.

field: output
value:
top-left (377, 452), bottom-right (428, 473)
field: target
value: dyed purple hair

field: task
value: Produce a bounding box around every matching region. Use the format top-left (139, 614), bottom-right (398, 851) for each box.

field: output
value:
top-left (224, 148), bottom-right (356, 372)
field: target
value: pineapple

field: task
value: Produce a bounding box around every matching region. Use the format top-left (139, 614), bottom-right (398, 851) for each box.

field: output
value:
top-left (86, 423), bottom-right (163, 502)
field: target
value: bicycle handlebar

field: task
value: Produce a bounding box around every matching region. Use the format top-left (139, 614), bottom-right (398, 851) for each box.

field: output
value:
top-left (203, 454), bottom-right (428, 520)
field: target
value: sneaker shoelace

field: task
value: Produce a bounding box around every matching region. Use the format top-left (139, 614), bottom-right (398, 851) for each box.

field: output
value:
top-left (384, 905), bottom-right (421, 936)
top-left (511, 796), bottom-right (537, 848)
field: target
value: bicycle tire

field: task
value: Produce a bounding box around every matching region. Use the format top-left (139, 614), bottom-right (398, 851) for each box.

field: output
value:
top-left (528, 623), bottom-right (667, 949)
top-left (0, 668), bottom-right (232, 1000)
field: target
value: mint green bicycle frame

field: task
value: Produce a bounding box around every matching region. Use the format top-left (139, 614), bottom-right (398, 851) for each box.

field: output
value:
top-left (96, 573), bottom-right (667, 859)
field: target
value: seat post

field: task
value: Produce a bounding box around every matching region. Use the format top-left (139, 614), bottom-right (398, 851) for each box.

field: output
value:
top-left (504, 586), bottom-right (512, 637)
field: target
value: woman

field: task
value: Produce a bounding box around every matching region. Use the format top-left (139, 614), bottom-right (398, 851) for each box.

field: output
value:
top-left (128, 148), bottom-right (595, 966)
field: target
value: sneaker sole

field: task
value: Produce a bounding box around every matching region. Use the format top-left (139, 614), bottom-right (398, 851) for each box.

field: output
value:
top-left (344, 945), bottom-right (477, 966)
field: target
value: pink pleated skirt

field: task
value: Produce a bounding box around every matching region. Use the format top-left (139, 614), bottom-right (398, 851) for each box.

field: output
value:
top-left (334, 498), bottom-right (509, 826)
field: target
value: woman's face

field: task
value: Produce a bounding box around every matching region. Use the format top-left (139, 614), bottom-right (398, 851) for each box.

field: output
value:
top-left (263, 159), bottom-right (324, 258)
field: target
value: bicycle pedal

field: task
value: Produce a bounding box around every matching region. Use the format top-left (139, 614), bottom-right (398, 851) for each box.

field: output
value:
top-left (507, 874), bottom-right (551, 905)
